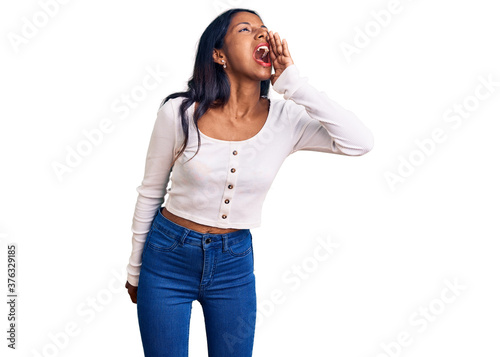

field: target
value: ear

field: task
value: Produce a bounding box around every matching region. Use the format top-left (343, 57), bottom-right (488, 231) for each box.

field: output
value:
top-left (213, 49), bottom-right (224, 65)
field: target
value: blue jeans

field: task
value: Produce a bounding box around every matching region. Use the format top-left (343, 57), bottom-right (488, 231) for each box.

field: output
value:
top-left (137, 206), bottom-right (257, 356)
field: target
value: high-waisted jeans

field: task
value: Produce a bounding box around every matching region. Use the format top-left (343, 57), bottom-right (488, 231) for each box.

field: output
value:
top-left (137, 206), bottom-right (257, 357)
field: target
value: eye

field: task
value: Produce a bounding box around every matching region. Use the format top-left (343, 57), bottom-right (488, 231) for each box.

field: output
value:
top-left (239, 27), bottom-right (250, 32)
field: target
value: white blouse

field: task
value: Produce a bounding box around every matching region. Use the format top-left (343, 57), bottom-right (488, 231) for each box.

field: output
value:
top-left (126, 64), bottom-right (374, 286)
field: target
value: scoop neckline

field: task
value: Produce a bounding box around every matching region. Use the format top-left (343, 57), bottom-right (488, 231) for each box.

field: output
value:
top-left (191, 97), bottom-right (273, 144)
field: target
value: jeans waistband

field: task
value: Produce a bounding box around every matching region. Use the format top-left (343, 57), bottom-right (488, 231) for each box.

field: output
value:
top-left (153, 206), bottom-right (250, 244)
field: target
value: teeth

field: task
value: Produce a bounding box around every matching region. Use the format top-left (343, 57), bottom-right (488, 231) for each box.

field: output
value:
top-left (257, 45), bottom-right (269, 54)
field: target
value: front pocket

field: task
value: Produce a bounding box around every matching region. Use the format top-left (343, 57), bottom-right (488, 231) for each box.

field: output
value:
top-left (147, 223), bottom-right (180, 252)
top-left (228, 234), bottom-right (252, 257)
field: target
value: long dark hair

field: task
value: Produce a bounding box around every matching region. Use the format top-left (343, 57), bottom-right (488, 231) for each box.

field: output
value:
top-left (159, 8), bottom-right (270, 165)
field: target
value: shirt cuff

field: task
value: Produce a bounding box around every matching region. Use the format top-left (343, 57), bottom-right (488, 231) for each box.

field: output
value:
top-left (271, 64), bottom-right (308, 99)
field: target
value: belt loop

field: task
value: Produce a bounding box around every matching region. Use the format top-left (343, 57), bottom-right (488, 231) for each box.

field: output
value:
top-left (179, 229), bottom-right (189, 246)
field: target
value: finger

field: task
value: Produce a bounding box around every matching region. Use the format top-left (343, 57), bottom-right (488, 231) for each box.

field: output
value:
top-left (269, 46), bottom-right (277, 62)
top-left (268, 34), bottom-right (277, 61)
top-left (275, 32), bottom-right (283, 55)
top-left (268, 31), bottom-right (278, 58)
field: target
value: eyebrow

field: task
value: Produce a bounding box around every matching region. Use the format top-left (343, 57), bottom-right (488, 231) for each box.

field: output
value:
top-left (235, 22), bottom-right (268, 30)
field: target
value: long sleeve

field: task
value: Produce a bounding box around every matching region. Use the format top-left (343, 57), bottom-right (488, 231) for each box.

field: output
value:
top-left (126, 99), bottom-right (178, 287)
top-left (272, 64), bottom-right (374, 156)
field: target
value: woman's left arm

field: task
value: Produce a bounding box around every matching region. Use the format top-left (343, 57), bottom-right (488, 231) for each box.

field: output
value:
top-left (268, 31), bottom-right (374, 156)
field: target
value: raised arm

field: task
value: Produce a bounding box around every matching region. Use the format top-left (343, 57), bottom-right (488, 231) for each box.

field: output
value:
top-left (273, 64), bottom-right (374, 156)
top-left (267, 30), bottom-right (373, 156)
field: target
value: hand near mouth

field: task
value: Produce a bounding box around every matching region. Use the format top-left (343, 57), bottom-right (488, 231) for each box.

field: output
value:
top-left (266, 31), bottom-right (294, 86)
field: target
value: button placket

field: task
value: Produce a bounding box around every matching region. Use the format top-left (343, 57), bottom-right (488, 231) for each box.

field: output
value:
top-left (218, 144), bottom-right (240, 222)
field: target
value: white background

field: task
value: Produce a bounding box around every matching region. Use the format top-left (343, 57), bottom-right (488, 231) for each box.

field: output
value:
top-left (1, 0), bottom-right (499, 356)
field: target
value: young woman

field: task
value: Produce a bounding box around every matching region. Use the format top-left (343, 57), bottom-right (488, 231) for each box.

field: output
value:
top-left (125, 8), bottom-right (373, 357)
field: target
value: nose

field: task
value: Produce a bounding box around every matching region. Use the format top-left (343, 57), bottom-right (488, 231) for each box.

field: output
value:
top-left (257, 28), bottom-right (269, 40)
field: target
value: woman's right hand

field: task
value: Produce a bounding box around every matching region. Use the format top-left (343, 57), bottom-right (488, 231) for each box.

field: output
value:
top-left (125, 280), bottom-right (138, 304)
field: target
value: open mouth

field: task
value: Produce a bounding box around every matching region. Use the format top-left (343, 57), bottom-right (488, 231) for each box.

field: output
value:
top-left (253, 43), bottom-right (271, 67)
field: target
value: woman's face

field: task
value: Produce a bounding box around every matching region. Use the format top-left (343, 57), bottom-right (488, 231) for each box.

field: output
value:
top-left (215, 12), bottom-right (272, 81)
